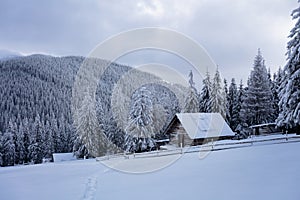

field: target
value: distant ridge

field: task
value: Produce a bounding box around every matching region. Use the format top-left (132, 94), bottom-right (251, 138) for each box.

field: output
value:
top-left (0, 49), bottom-right (23, 60)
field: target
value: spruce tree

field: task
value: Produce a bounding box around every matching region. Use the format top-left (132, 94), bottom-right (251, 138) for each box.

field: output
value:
top-left (16, 122), bottom-right (26, 164)
top-left (125, 87), bottom-right (155, 152)
top-left (50, 115), bottom-right (60, 153)
top-left (44, 120), bottom-right (54, 159)
top-left (236, 80), bottom-right (251, 138)
top-left (199, 71), bottom-right (211, 112)
top-left (270, 71), bottom-right (280, 121)
top-left (28, 114), bottom-right (44, 164)
top-left (236, 80), bottom-right (245, 127)
top-left (22, 117), bottom-right (30, 163)
top-left (240, 49), bottom-right (274, 126)
top-left (75, 92), bottom-right (108, 157)
top-left (183, 70), bottom-right (199, 113)
top-left (0, 131), bottom-right (15, 166)
top-left (209, 68), bottom-right (226, 118)
top-left (228, 78), bottom-right (239, 130)
top-left (8, 119), bottom-right (19, 164)
top-left (277, 2), bottom-right (300, 133)
top-left (223, 78), bottom-right (230, 123)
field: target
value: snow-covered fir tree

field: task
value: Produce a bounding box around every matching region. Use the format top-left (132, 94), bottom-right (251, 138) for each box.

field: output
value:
top-left (199, 71), bottom-right (211, 112)
top-left (7, 119), bottom-right (19, 164)
top-left (227, 78), bottom-right (239, 130)
top-left (15, 122), bottom-right (25, 164)
top-left (235, 80), bottom-right (250, 138)
top-left (43, 120), bottom-right (54, 159)
top-left (74, 92), bottom-right (108, 157)
top-left (273, 68), bottom-right (284, 120)
top-left (126, 87), bottom-right (154, 138)
top-left (0, 131), bottom-right (15, 166)
top-left (266, 68), bottom-right (276, 121)
top-left (183, 70), bottom-right (199, 113)
top-left (235, 80), bottom-right (245, 128)
top-left (22, 117), bottom-right (30, 163)
top-left (50, 114), bottom-right (61, 153)
top-left (277, 2), bottom-right (300, 133)
top-left (240, 49), bottom-right (274, 126)
top-left (269, 70), bottom-right (280, 121)
top-left (125, 87), bottom-right (155, 152)
top-left (28, 114), bottom-right (44, 164)
top-left (223, 79), bottom-right (230, 123)
top-left (209, 68), bottom-right (226, 118)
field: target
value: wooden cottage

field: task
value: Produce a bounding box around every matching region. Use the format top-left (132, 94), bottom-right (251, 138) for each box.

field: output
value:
top-left (164, 113), bottom-right (235, 147)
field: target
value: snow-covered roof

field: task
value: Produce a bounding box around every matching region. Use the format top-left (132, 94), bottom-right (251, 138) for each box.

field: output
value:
top-left (176, 113), bottom-right (235, 139)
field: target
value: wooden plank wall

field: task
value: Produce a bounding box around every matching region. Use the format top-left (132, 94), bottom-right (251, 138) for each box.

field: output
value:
top-left (166, 118), bottom-right (193, 147)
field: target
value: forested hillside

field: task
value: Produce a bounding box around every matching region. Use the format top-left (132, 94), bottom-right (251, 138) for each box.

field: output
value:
top-left (0, 55), bottom-right (185, 165)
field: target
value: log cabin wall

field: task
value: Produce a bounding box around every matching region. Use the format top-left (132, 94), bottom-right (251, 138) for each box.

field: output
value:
top-left (165, 117), bottom-right (193, 147)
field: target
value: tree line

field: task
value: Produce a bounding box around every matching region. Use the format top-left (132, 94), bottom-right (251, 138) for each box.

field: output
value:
top-left (184, 49), bottom-right (282, 138)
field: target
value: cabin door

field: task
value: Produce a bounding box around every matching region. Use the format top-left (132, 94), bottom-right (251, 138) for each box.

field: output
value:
top-left (178, 133), bottom-right (185, 147)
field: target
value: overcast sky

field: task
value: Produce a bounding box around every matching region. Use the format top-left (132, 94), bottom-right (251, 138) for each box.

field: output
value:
top-left (0, 0), bottom-right (298, 83)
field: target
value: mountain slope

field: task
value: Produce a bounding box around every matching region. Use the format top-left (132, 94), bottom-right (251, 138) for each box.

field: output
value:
top-left (0, 54), bottom-right (185, 164)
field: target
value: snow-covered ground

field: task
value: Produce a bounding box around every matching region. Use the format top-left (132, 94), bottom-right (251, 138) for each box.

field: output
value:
top-left (1, 141), bottom-right (300, 200)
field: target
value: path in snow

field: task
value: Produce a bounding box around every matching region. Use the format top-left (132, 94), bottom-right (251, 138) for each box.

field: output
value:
top-left (81, 175), bottom-right (98, 200)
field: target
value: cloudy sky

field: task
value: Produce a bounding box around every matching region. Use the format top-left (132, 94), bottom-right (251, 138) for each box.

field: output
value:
top-left (0, 0), bottom-right (298, 83)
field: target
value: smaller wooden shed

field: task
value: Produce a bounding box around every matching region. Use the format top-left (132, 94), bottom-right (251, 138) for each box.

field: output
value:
top-left (249, 123), bottom-right (281, 135)
top-left (164, 113), bottom-right (235, 147)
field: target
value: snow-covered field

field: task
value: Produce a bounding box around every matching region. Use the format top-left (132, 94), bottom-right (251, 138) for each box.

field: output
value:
top-left (1, 141), bottom-right (300, 200)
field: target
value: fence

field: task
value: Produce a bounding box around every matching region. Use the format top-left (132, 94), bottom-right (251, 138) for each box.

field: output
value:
top-left (96, 134), bottom-right (300, 161)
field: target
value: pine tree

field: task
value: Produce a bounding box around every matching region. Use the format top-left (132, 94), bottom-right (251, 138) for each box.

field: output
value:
top-left (43, 120), bottom-right (54, 159)
top-left (209, 68), bottom-right (226, 118)
top-left (51, 115), bottom-right (61, 153)
top-left (75, 92), bottom-right (108, 157)
top-left (199, 71), bottom-right (211, 112)
top-left (22, 117), bottom-right (30, 163)
top-left (16, 122), bottom-right (26, 164)
top-left (7, 119), bottom-right (19, 164)
top-left (236, 80), bottom-right (250, 138)
top-left (236, 80), bottom-right (245, 127)
top-left (58, 115), bottom-right (66, 152)
top-left (126, 87), bottom-right (154, 138)
top-left (277, 2), bottom-right (300, 133)
top-left (28, 114), bottom-right (44, 164)
top-left (183, 71), bottom-right (199, 113)
top-left (223, 78), bottom-right (230, 123)
top-left (228, 78), bottom-right (239, 130)
top-left (266, 68), bottom-right (280, 122)
top-left (270, 70), bottom-right (280, 121)
top-left (240, 49), bottom-right (274, 126)
top-left (0, 131), bottom-right (15, 166)
top-left (125, 87), bottom-right (155, 152)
